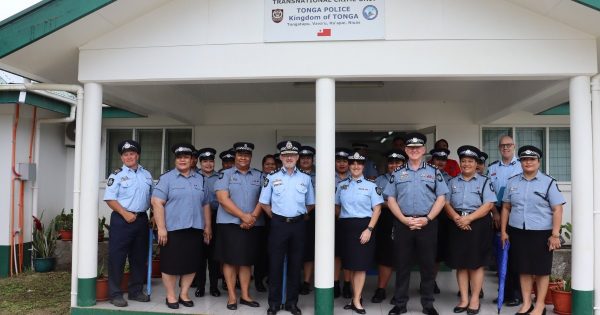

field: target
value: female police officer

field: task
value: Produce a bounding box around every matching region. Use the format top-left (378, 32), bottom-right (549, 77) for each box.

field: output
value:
top-left (444, 146), bottom-right (496, 314)
top-left (501, 145), bottom-right (565, 315)
top-left (151, 143), bottom-right (212, 309)
top-left (336, 151), bottom-right (384, 314)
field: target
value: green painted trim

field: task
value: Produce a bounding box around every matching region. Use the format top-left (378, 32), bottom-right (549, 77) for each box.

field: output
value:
top-left (71, 307), bottom-right (202, 315)
top-left (102, 107), bottom-right (146, 119)
top-left (574, 0), bottom-right (600, 12)
top-left (77, 277), bottom-right (97, 307)
top-left (537, 102), bottom-right (570, 116)
top-left (314, 287), bottom-right (334, 315)
top-left (0, 91), bottom-right (20, 104)
top-left (0, 243), bottom-right (32, 278)
top-left (25, 92), bottom-right (71, 115)
top-left (0, 0), bottom-right (116, 58)
top-left (572, 289), bottom-right (593, 315)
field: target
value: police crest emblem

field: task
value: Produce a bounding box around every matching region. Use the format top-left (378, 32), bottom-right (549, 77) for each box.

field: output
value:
top-left (272, 9), bottom-right (283, 23)
top-left (376, 187), bottom-right (382, 195)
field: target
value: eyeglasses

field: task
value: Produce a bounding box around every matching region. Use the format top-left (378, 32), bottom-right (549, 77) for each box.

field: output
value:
top-left (499, 144), bottom-right (514, 148)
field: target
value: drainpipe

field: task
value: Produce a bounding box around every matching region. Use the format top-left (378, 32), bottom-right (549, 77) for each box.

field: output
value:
top-left (591, 73), bottom-right (600, 315)
top-left (0, 83), bottom-right (83, 307)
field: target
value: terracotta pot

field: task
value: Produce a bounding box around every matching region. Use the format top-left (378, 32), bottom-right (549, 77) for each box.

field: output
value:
top-left (551, 288), bottom-right (572, 315)
top-left (120, 272), bottom-right (130, 292)
top-left (151, 259), bottom-right (161, 278)
top-left (59, 230), bottom-right (73, 241)
top-left (96, 277), bottom-right (109, 301)
top-left (545, 281), bottom-right (562, 305)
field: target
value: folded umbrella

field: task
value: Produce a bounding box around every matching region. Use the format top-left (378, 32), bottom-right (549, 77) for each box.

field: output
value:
top-left (495, 232), bottom-right (510, 314)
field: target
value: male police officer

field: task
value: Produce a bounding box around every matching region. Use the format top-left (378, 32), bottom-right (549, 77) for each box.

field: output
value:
top-left (384, 133), bottom-right (449, 315)
top-left (260, 141), bottom-right (315, 315)
top-left (103, 140), bottom-right (153, 307)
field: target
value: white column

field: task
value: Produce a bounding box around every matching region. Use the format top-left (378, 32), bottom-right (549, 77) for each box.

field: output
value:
top-left (569, 76), bottom-right (594, 315)
top-left (314, 78), bottom-right (335, 315)
top-left (591, 74), bottom-right (600, 315)
top-left (77, 83), bottom-right (102, 306)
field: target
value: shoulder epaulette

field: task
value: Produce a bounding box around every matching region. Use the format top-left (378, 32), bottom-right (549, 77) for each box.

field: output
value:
top-left (366, 178), bottom-right (375, 183)
top-left (159, 169), bottom-right (171, 177)
top-left (300, 169), bottom-right (311, 175)
top-left (112, 168), bottom-right (121, 175)
top-left (429, 164), bottom-right (438, 169)
top-left (252, 168), bottom-right (262, 174)
top-left (342, 177), bottom-right (351, 182)
top-left (393, 166), bottom-right (403, 172)
top-left (269, 170), bottom-right (277, 175)
top-left (488, 160), bottom-right (499, 167)
top-left (508, 173), bottom-right (521, 180)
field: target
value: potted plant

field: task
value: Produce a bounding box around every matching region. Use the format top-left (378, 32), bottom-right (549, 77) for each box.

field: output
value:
top-left (54, 209), bottom-right (73, 241)
top-left (120, 260), bottom-right (130, 292)
top-left (544, 275), bottom-right (563, 304)
top-left (559, 222), bottom-right (572, 245)
top-left (31, 213), bottom-right (58, 272)
top-left (551, 277), bottom-right (572, 315)
top-left (151, 243), bottom-right (161, 278)
top-left (98, 217), bottom-right (109, 242)
top-left (96, 258), bottom-right (109, 301)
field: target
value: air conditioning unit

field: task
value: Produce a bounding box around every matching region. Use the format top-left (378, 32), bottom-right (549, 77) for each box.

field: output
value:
top-left (65, 121), bottom-right (76, 147)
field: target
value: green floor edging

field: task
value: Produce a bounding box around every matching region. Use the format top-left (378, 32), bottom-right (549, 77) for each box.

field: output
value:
top-left (314, 287), bottom-right (334, 315)
top-left (77, 277), bottom-right (97, 306)
top-left (71, 307), bottom-right (202, 315)
top-left (0, 243), bottom-right (32, 278)
top-left (572, 289), bottom-right (594, 315)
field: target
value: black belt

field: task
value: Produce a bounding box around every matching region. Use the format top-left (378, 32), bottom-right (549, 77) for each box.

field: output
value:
top-left (272, 213), bottom-right (304, 223)
top-left (403, 214), bottom-right (428, 218)
top-left (454, 209), bottom-right (473, 216)
top-left (128, 211), bottom-right (147, 217)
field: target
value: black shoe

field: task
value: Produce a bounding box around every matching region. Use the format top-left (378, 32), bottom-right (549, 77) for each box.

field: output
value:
top-left (299, 281), bottom-right (311, 295)
top-left (350, 301), bottom-right (367, 314)
top-left (165, 298), bottom-right (179, 309)
top-left (506, 298), bottom-right (522, 307)
top-left (256, 280), bottom-right (267, 292)
top-left (110, 295), bottom-right (128, 307)
top-left (390, 296), bottom-right (397, 305)
top-left (433, 282), bottom-right (440, 294)
top-left (466, 306), bottom-right (480, 315)
top-left (195, 287), bottom-right (205, 297)
top-left (422, 307), bottom-right (439, 315)
top-left (240, 298), bottom-right (260, 307)
top-left (343, 281), bottom-right (352, 298)
top-left (227, 302), bottom-right (238, 310)
top-left (334, 281), bottom-right (341, 298)
top-left (178, 296), bottom-right (194, 307)
top-left (284, 304), bottom-right (302, 315)
top-left (371, 288), bottom-right (386, 303)
top-left (210, 286), bottom-right (221, 297)
top-left (267, 306), bottom-right (279, 315)
top-left (388, 306), bottom-right (408, 315)
top-left (128, 292), bottom-right (150, 302)
top-left (453, 306), bottom-right (467, 313)
top-left (514, 305), bottom-right (534, 315)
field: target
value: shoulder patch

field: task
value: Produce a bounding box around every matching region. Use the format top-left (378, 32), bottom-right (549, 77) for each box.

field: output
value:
top-left (112, 168), bottom-right (121, 175)
top-left (489, 181), bottom-right (495, 193)
top-left (263, 176), bottom-right (269, 187)
top-left (107, 178), bottom-right (114, 186)
top-left (376, 187), bottom-right (383, 195)
top-left (488, 160), bottom-right (499, 167)
top-left (389, 174), bottom-right (395, 184)
top-left (436, 173), bottom-right (443, 182)
top-left (219, 172), bottom-right (224, 179)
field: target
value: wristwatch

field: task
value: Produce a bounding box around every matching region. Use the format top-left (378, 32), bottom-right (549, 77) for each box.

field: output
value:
top-left (426, 216), bottom-right (432, 223)
top-left (367, 226), bottom-right (374, 232)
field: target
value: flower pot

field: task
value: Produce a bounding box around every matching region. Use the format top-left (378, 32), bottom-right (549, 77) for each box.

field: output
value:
top-left (545, 281), bottom-right (562, 305)
top-left (98, 231), bottom-right (104, 242)
top-left (551, 288), bottom-right (572, 315)
top-left (151, 259), bottom-right (161, 278)
top-left (96, 277), bottom-right (109, 301)
top-left (33, 257), bottom-right (56, 272)
top-left (59, 230), bottom-right (72, 241)
top-left (120, 272), bottom-right (130, 292)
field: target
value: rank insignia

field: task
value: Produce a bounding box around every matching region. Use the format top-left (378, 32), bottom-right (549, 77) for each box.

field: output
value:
top-left (107, 178), bottom-right (114, 186)
top-left (376, 187), bottom-right (383, 195)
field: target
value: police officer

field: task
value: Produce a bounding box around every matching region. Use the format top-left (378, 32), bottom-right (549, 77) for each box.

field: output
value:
top-left (352, 143), bottom-right (378, 180)
top-left (297, 146), bottom-right (316, 295)
top-left (274, 153), bottom-right (283, 170)
top-left (488, 135), bottom-right (523, 306)
top-left (501, 145), bottom-right (565, 315)
top-left (151, 143), bottom-right (212, 309)
top-left (103, 140), bottom-right (153, 307)
top-left (194, 148), bottom-right (221, 298)
top-left (372, 150), bottom-right (406, 304)
top-left (444, 146), bottom-right (496, 315)
top-left (214, 142), bottom-right (264, 310)
top-left (476, 151), bottom-right (488, 176)
top-left (384, 132), bottom-right (449, 315)
top-left (336, 151), bottom-right (384, 314)
top-left (334, 147), bottom-right (353, 299)
top-left (259, 140), bottom-right (315, 315)
top-left (219, 149), bottom-right (235, 172)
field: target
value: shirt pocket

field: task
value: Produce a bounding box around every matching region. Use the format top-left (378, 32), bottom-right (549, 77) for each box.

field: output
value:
top-left (420, 177), bottom-right (436, 194)
top-left (295, 184), bottom-right (308, 202)
top-left (533, 190), bottom-right (550, 207)
top-left (168, 185), bottom-right (187, 199)
top-left (273, 185), bottom-right (285, 196)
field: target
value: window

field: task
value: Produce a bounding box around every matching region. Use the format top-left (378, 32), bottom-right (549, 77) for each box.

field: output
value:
top-left (482, 127), bottom-right (570, 182)
top-left (106, 128), bottom-right (193, 178)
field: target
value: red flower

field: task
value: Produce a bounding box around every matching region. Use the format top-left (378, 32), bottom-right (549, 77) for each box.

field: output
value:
top-left (32, 216), bottom-right (42, 231)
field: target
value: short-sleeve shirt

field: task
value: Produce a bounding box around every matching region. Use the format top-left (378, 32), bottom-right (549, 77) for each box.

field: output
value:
top-left (335, 176), bottom-right (384, 218)
top-left (383, 162), bottom-right (449, 216)
top-left (103, 164), bottom-right (153, 212)
top-left (214, 167), bottom-right (264, 226)
top-left (259, 167), bottom-right (315, 217)
top-left (375, 173), bottom-right (393, 200)
top-left (201, 170), bottom-right (220, 212)
top-left (152, 169), bottom-right (209, 232)
top-left (335, 171), bottom-right (351, 186)
top-left (488, 156), bottom-right (522, 205)
top-left (446, 174), bottom-right (496, 213)
top-left (502, 171), bottom-right (566, 230)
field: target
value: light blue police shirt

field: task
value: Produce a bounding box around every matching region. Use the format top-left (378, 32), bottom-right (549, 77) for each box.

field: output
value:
top-left (214, 167), bottom-right (264, 226)
top-left (152, 169), bottom-right (209, 232)
top-left (335, 176), bottom-right (384, 218)
top-left (201, 170), bottom-right (220, 211)
top-left (103, 164), bottom-right (153, 212)
top-left (375, 173), bottom-right (392, 199)
top-left (441, 170), bottom-right (453, 185)
top-left (383, 162), bottom-right (449, 216)
top-left (259, 167), bottom-right (315, 217)
top-left (335, 171), bottom-right (351, 186)
top-left (502, 171), bottom-right (566, 230)
top-left (447, 173), bottom-right (496, 213)
top-left (488, 156), bottom-right (522, 205)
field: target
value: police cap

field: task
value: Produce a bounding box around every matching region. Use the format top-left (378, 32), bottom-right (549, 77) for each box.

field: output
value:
top-left (386, 150), bottom-right (406, 161)
top-left (335, 147), bottom-right (351, 160)
top-left (171, 143), bottom-right (195, 156)
top-left (457, 145), bottom-right (481, 159)
top-left (348, 151), bottom-right (366, 162)
top-left (278, 140), bottom-right (301, 155)
top-left (233, 142), bottom-right (254, 153)
top-left (518, 145), bottom-right (542, 159)
top-left (299, 146), bottom-right (315, 156)
top-left (219, 149), bottom-right (235, 161)
top-left (404, 132), bottom-right (427, 147)
top-left (117, 140), bottom-right (140, 155)
top-left (197, 148), bottom-right (217, 160)
top-left (478, 151), bottom-right (489, 164)
top-left (430, 148), bottom-right (450, 160)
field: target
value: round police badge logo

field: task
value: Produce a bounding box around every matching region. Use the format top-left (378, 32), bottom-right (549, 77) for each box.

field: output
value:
top-left (362, 5), bottom-right (378, 20)
top-left (272, 9), bottom-right (283, 23)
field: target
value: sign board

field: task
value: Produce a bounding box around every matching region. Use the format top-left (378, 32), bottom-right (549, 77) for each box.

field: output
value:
top-left (264, 0), bottom-right (385, 42)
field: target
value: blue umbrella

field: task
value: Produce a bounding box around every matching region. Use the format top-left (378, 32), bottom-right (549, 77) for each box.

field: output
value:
top-left (281, 255), bottom-right (288, 307)
top-left (146, 227), bottom-right (153, 296)
top-left (495, 232), bottom-right (510, 314)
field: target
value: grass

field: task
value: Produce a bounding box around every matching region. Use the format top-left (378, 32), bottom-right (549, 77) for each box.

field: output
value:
top-left (0, 271), bottom-right (70, 315)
